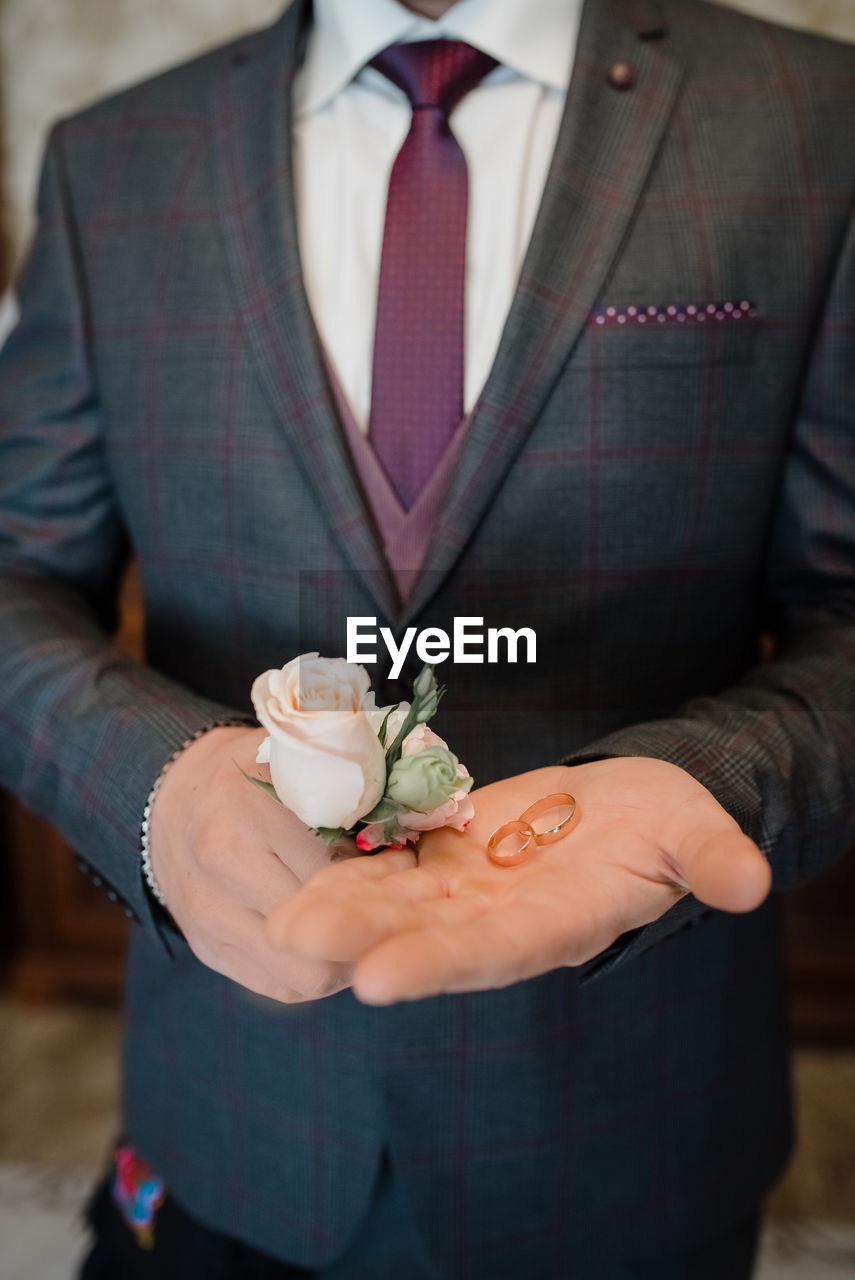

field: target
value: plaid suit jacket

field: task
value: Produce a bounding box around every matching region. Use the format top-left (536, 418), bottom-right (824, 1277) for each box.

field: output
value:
top-left (1, 0), bottom-right (854, 1273)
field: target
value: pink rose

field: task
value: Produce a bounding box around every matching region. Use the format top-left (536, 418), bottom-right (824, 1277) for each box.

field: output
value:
top-left (400, 724), bottom-right (447, 756)
top-left (356, 827), bottom-right (406, 852)
top-left (396, 786), bottom-right (475, 837)
top-left (354, 724), bottom-right (474, 849)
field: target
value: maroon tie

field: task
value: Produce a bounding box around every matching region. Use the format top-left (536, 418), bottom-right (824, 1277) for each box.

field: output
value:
top-left (368, 40), bottom-right (498, 509)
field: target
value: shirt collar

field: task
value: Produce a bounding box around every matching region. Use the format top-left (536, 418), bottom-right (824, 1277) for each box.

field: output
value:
top-left (294, 0), bottom-right (583, 118)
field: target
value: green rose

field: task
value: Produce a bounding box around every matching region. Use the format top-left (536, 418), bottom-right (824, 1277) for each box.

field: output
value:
top-left (386, 745), bottom-right (464, 813)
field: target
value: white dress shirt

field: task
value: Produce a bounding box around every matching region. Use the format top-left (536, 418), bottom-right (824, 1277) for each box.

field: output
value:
top-left (293, 0), bottom-right (583, 432)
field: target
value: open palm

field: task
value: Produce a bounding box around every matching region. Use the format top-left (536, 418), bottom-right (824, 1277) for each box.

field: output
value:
top-left (265, 758), bottom-right (772, 1004)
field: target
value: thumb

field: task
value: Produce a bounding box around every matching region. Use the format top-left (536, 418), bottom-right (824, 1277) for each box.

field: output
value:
top-left (678, 827), bottom-right (772, 913)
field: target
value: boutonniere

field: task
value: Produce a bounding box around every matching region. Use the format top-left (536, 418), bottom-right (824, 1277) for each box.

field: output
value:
top-left (247, 654), bottom-right (473, 850)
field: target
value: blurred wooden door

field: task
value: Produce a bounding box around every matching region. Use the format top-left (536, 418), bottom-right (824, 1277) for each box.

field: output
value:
top-left (2, 566), bottom-right (142, 1002)
top-left (783, 852), bottom-right (855, 1045)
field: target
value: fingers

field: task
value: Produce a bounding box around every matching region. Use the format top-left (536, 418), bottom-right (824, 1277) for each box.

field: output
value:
top-left (187, 901), bottom-right (352, 1003)
top-left (232, 849), bottom-right (304, 914)
top-left (265, 820), bottom-right (354, 884)
top-left (268, 882), bottom-right (426, 961)
top-left (215, 941), bottom-right (350, 1004)
top-left (264, 850), bottom-right (446, 960)
top-left (236, 912), bottom-right (353, 1002)
top-left (191, 823), bottom-right (304, 914)
top-left (273, 886), bottom-right (483, 963)
top-left (350, 898), bottom-right (593, 1005)
top-left (678, 827), bottom-right (771, 913)
top-left (320, 845), bottom-right (420, 880)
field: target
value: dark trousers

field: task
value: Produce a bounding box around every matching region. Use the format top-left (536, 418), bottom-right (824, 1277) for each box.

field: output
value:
top-left (80, 1150), bottom-right (760, 1280)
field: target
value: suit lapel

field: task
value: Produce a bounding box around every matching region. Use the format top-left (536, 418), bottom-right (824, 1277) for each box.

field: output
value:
top-left (212, 0), bottom-right (400, 622)
top-left (401, 0), bottom-right (684, 625)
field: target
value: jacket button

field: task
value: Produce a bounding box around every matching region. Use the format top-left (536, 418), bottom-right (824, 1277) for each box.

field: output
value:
top-left (608, 61), bottom-right (636, 90)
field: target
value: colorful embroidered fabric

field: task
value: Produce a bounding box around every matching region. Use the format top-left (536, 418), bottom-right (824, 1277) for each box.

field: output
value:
top-left (111, 1144), bottom-right (166, 1250)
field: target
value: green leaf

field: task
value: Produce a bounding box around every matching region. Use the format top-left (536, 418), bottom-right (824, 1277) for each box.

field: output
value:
top-left (360, 795), bottom-right (401, 824)
top-left (377, 702), bottom-right (400, 749)
top-left (237, 765), bottom-right (283, 805)
top-left (385, 709), bottom-right (417, 768)
top-left (385, 665), bottom-right (441, 767)
top-left (314, 826), bottom-right (350, 846)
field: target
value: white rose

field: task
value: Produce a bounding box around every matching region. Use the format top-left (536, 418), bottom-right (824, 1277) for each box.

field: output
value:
top-left (251, 653), bottom-right (386, 830)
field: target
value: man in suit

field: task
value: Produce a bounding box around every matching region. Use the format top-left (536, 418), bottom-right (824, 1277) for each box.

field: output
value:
top-left (1, 0), bottom-right (853, 1276)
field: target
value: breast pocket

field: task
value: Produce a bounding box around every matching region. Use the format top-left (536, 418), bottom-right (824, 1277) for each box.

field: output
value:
top-left (577, 298), bottom-right (762, 370)
top-left (553, 296), bottom-right (764, 456)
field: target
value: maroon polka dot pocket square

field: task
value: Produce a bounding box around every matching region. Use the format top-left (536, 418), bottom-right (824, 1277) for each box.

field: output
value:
top-left (593, 299), bottom-right (758, 327)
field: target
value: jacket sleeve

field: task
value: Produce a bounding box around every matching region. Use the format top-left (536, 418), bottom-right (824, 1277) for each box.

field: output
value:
top-left (563, 204), bottom-right (855, 981)
top-left (0, 126), bottom-right (252, 940)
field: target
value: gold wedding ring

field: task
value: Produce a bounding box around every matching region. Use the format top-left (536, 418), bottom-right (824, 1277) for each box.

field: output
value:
top-left (487, 819), bottom-right (537, 867)
top-left (519, 793), bottom-right (577, 846)
top-left (487, 792), bottom-right (578, 868)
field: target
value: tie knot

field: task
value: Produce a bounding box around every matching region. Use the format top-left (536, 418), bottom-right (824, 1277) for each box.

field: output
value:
top-left (369, 39), bottom-right (498, 116)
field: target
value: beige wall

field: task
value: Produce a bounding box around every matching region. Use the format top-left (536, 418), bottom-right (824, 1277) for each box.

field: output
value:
top-left (717, 0), bottom-right (855, 33)
top-left (1, 0), bottom-right (854, 268)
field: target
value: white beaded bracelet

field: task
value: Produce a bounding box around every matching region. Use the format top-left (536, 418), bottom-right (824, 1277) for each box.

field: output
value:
top-left (141, 720), bottom-right (252, 909)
